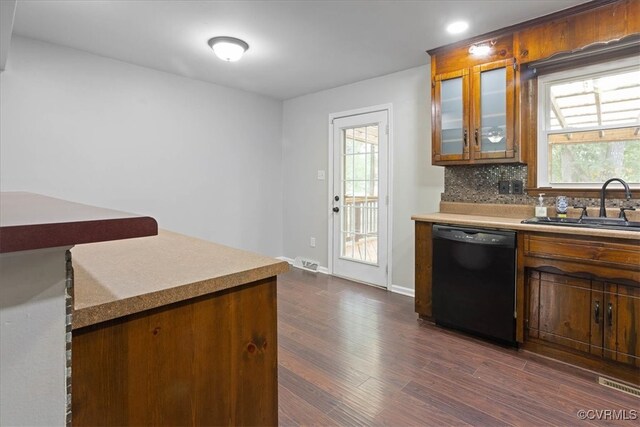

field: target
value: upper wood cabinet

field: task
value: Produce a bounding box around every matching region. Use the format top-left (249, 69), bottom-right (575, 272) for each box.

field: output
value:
top-left (428, 0), bottom-right (640, 169)
top-left (432, 58), bottom-right (516, 165)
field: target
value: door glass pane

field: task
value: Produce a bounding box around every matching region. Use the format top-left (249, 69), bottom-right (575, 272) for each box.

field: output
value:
top-left (341, 125), bottom-right (379, 264)
top-left (440, 77), bottom-right (464, 155)
top-left (480, 67), bottom-right (506, 152)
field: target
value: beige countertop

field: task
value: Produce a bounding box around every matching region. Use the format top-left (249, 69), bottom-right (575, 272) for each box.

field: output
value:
top-left (412, 202), bottom-right (640, 241)
top-left (71, 230), bottom-right (289, 329)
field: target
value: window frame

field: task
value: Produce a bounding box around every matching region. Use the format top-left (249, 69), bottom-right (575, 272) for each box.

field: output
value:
top-left (536, 56), bottom-right (640, 190)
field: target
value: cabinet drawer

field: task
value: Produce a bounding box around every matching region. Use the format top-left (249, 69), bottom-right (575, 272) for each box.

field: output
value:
top-left (524, 234), bottom-right (640, 270)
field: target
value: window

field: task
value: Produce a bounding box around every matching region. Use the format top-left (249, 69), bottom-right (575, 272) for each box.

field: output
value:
top-left (537, 57), bottom-right (640, 188)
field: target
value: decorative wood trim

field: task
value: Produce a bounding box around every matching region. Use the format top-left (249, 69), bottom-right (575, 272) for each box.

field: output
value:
top-left (427, 0), bottom-right (624, 56)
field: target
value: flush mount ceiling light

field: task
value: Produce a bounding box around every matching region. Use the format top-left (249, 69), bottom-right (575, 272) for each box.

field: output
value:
top-left (207, 36), bottom-right (249, 62)
top-left (446, 21), bottom-right (468, 34)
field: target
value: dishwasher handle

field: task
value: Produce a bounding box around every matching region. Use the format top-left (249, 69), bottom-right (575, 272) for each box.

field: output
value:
top-left (432, 224), bottom-right (516, 248)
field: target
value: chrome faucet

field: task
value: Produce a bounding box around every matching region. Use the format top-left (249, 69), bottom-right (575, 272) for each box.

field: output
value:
top-left (599, 178), bottom-right (632, 217)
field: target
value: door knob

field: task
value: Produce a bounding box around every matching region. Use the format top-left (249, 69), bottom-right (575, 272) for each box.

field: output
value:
top-left (333, 207), bottom-right (340, 213)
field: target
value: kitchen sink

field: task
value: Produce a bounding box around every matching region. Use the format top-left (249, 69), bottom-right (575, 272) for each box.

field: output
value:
top-left (522, 216), bottom-right (640, 232)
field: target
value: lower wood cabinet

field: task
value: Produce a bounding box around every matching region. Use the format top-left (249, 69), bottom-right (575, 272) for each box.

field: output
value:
top-left (600, 283), bottom-right (640, 367)
top-left (527, 270), bottom-right (639, 369)
top-left (72, 278), bottom-right (278, 427)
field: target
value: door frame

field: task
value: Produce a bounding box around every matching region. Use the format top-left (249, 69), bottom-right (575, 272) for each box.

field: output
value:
top-left (327, 104), bottom-right (393, 290)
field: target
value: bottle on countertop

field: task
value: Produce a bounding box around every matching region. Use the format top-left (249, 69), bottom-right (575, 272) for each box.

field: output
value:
top-left (556, 195), bottom-right (569, 218)
top-left (535, 194), bottom-right (547, 217)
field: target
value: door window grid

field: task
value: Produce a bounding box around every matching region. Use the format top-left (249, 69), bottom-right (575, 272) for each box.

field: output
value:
top-left (341, 125), bottom-right (379, 264)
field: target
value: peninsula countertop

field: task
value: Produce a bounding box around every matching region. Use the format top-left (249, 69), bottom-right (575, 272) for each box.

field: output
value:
top-left (72, 230), bottom-right (289, 329)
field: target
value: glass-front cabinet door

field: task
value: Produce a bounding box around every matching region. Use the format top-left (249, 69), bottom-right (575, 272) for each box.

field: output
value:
top-left (433, 69), bottom-right (470, 162)
top-left (471, 59), bottom-right (516, 160)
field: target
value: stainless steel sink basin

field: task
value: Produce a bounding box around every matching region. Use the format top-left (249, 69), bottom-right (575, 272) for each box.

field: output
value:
top-left (521, 216), bottom-right (640, 232)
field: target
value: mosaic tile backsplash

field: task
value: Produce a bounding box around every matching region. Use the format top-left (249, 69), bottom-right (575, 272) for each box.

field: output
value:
top-left (441, 164), bottom-right (640, 209)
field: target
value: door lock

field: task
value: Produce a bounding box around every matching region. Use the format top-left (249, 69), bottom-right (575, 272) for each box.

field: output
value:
top-left (334, 195), bottom-right (340, 201)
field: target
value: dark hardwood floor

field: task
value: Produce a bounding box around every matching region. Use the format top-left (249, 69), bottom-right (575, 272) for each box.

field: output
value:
top-left (277, 268), bottom-right (639, 426)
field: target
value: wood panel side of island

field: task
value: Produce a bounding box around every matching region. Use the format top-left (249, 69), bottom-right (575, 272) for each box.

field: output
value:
top-left (72, 277), bottom-right (278, 427)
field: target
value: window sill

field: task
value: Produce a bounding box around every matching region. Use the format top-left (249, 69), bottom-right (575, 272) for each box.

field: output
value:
top-left (526, 187), bottom-right (639, 199)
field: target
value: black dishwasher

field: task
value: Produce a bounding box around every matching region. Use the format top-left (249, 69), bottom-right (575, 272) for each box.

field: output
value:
top-left (432, 224), bottom-right (517, 346)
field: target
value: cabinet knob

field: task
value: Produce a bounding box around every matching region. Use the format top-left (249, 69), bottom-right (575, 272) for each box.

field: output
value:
top-left (607, 302), bottom-right (613, 326)
top-left (594, 301), bottom-right (600, 324)
top-left (463, 129), bottom-right (468, 147)
top-left (474, 129), bottom-right (479, 146)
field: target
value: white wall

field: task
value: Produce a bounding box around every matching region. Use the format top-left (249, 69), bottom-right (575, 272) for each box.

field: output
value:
top-left (282, 66), bottom-right (443, 291)
top-left (1, 248), bottom-right (69, 426)
top-left (0, 36), bottom-right (283, 256)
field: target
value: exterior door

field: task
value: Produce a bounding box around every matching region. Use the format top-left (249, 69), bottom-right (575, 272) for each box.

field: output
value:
top-left (331, 110), bottom-right (388, 288)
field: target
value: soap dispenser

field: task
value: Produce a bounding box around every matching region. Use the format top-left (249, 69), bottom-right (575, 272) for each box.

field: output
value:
top-left (535, 194), bottom-right (547, 217)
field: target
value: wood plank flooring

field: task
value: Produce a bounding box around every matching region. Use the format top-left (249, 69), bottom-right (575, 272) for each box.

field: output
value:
top-left (277, 268), bottom-right (639, 426)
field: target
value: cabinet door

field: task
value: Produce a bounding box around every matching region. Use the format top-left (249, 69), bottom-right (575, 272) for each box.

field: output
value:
top-left (604, 284), bottom-right (640, 368)
top-left (471, 59), bottom-right (516, 160)
top-left (433, 69), bottom-right (470, 163)
top-left (537, 272), bottom-right (596, 353)
top-left (589, 281), bottom-right (604, 358)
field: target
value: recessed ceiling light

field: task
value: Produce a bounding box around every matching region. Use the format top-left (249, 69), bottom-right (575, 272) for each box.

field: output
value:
top-left (207, 36), bottom-right (249, 62)
top-left (446, 21), bottom-right (469, 34)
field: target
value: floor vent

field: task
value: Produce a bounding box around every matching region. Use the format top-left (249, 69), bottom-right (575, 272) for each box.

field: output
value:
top-left (294, 257), bottom-right (319, 272)
top-left (598, 377), bottom-right (640, 398)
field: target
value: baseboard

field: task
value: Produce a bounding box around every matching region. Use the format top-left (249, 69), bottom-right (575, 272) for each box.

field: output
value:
top-left (278, 257), bottom-right (413, 296)
top-left (277, 256), bottom-right (329, 274)
top-left (390, 284), bottom-right (415, 298)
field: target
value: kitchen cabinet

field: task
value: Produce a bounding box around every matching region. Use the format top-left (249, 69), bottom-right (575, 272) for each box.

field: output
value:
top-left (522, 231), bottom-right (640, 383)
top-left (71, 231), bottom-right (288, 426)
top-left (527, 272), bottom-right (639, 369)
top-left (431, 58), bottom-right (516, 165)
top-left (601, 283), bottom-right (640, 367)
top-left (413, 211), bottom-right (639, 384)
top-left (527, 271), bottom-right (594, 352)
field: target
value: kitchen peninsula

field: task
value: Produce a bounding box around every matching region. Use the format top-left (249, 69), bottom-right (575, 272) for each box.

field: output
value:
top-left (0, 192), bottom-right (158, 426)
top-left (0, 192), bottom-right (288, 426)
top-left (71, 229), bottom-right (288, 426)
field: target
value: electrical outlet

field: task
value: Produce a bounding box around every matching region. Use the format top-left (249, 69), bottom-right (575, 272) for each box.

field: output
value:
top-left (310, 237), bottom-right (316, 248)
top-left (498, 180), bottom-right (510, 194)
top-left (512, 180), bottom-right (523, 194)
top-left (317, 170), bottom-right (325, 180)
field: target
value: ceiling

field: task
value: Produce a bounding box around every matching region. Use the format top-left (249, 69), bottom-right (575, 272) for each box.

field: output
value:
top-left (11, 0), bottom-right (588, 100)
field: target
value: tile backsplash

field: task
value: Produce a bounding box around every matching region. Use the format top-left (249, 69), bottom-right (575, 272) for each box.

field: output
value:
top-left (441, 164), bottom-right (640, 208)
